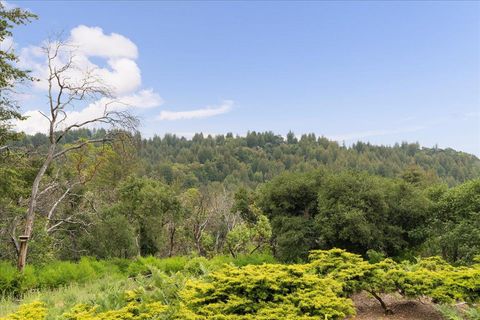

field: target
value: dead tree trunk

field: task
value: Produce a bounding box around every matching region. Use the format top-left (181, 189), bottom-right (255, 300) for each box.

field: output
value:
top-left (17, 143), bottom-right (55, 271)
top-left (167, 223), bottom-right (176, 257)
top-left (15, 38), bottom-right (137, 271)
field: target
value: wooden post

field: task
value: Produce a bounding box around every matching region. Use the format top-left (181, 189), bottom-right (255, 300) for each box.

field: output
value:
top-left (17, 235), bottom-right (29, 271)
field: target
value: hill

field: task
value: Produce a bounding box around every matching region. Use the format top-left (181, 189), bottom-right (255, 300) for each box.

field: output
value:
top-left (17, 129), bottom-right (480, 187)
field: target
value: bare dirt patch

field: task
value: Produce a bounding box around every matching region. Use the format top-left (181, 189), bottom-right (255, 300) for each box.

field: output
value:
top-left (349, 292), bottom-right (444, 320)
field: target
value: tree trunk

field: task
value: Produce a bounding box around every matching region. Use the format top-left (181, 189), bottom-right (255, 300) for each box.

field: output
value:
top-left (228, 245), bottom-right (237, 258)
top-left (193, 224), bottom-right (204, 256)
top-left (369, 290), bottom-right (393, 315)
top-left (168, 223), bottom-right (176, 257)
top-left (17, 238), bottom-right (28, 270)
top-left (135, 232), bottom-right (141, 257)
top-left (17, 143), bottom-right (55, 271)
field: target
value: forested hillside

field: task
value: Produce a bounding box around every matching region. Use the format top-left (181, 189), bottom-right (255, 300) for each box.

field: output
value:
top-left (3, 129), bottom-right (479, 266)
top-left (16, 129), bottom-right (480, 187)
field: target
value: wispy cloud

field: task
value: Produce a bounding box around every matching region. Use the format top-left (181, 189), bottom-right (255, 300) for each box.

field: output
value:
top-left (329, 111), bottom-right (479, 143)
top-left (463, 111), bottom-right (480, 118)
top-left (158, 100), bottom-right (233, 121)
top-left (328, 125), bottom-right (426, 142)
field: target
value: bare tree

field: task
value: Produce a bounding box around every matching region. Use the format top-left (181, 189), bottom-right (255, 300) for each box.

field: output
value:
top-left (180, 188), bottom-right (212, 256)
top-left (191, 192), bottom-right (210, 256)
top-left (17, 38), bottom-right (138, 271)
top-left (209, 187), bottom-right (236, 253)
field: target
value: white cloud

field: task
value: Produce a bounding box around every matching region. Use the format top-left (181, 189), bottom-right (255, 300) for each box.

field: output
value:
top-left (18, 45), bottom-right (51, 90)
top-left (95, 58), bottom-right (141, 95)
top-left (0, 36), bottom-right (14, 52)
top-left (14, 25), bottom-right (233, 135)
top-left (158, 100), bottom-right (233, 121)
top-left (15, 110), bottom-right (50, 135)
top-left (16, 89), bottom-right (163, 135)
top-left (0, 0), bottom-right (17, 10)
top-left (122, 89), bottom-right (164, 109)
top-left (70, 25), bottom-right (138, 59)
top-left (14, 25), bottom-right (165, 134)
top-left (18, 26), bottom-right (141, 96)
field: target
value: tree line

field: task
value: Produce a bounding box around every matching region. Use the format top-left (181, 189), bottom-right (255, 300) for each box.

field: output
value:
top-left (1, 130), bottom-right (479, 266)
top-left (15, 128), bottom-right (480, 189)
top-left (0, 2), bottom-right (479, 270)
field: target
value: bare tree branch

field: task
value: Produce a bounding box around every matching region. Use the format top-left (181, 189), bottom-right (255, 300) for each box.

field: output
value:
top-left (52, 137), bottom-right (113, 159)
top-left (44, 186), bottom-right (72, 232)
top-left (17, 35), bottom-right (139, 271)
top-left (38, 183), bottom-right (58, 197)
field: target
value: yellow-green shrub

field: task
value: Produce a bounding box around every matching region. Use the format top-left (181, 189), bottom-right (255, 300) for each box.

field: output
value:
top-left (390, 257), bottom-right (480, 303)
top-left (0, 301), bottom-right (47, 320)
top-left (308, 248), bottom-right (373, 294)
top-left (177, 263), bottom-right (355, 320)
top-left (60, 288), bottom-right (169, 319)
top-left (307, 249), bottom-right (480, 313)
top-left (62, 302), bottom-right (168, 320)
top-left (2, 249), bottom-right (479, 319)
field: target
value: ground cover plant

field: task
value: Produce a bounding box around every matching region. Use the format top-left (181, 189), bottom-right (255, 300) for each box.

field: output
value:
top-left (1, 249), bottom-right (478, 320)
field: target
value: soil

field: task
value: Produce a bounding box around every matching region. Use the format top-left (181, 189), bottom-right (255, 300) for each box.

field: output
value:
top-left (349, 292), bottom-right (444, 320)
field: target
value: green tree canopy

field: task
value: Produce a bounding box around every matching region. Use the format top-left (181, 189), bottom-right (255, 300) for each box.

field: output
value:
top-left (0, 3), bottom-right (36, 145)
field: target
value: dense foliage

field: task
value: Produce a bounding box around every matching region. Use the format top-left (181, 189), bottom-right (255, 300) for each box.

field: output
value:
top-left (16, 129), bottom-right (480, 187)
top-left (178, 264), bottom-right (354, 319)
top-left (2, 130), bottom-right (480, 267)
top-left (0, 254), bottom-right (275, 297)
top-left (0, 3), bottom-right (36, 145)
top-left (1, 249), bottom-right (479, 319)
top-left (257, 170), bottom-right (480, 263)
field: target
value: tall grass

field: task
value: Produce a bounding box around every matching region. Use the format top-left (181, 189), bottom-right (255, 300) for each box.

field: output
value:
top-left (0, 257), bottom-right (121, 297)
top-left (126, 253), bottom-right (277, 277)
top-left (436, 304), bottom-right (480, 320)
top-left (0, 253), bottom-right (276, 302)
top-left (0, 275), bottom-right (133, 319)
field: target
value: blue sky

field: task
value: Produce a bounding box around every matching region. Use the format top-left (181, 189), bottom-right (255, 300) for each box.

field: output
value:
top-left (9, 1), bottom-right (480, 155)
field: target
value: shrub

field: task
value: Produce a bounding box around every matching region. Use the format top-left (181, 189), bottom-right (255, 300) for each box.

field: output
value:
top-left (308, 248), bottom-right (372, 294)
top-left (147, 269), bottom-right (186, 305)
top-left (62, 302), bottom-right (168, 320)
top-left (36, 260), bottom-right (97, 289)
top-left (436, 304), bottom-right (480, 320)
top-left (307, 248), bottom-right (399, 314)
top-left (391, 257), bottom-right (480, 304)
top-left (208, 253), bottom-right (277, 270)
top-left (157, 256), bottom-right (189, 274)
top-left (2, 249), bottom-right (478, 319)
top-left (177, 263), bottom-right (355, 319)
top-left (183, 257), bottom-right (210, 276)
top-left (127, 256), bottom-right (189, 277)
top-left (231, 253), bottom-right (276, 266)
top-left (60, 285), bottom-right (170, 319)
top-left (0, 258), bottom-right (121, 297)
top-left (307, 249), bottom-right (480, 314)
top-left (0, 263), bottom-right (38, 296)
top-left (0, 262), bottom-right (18, 295)
top-left (0, 301), bottom-right (47, 320)
top-left (107, 258), bottom-right (131, 274)
top-left (16, 266), bottom-right (37, 293)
